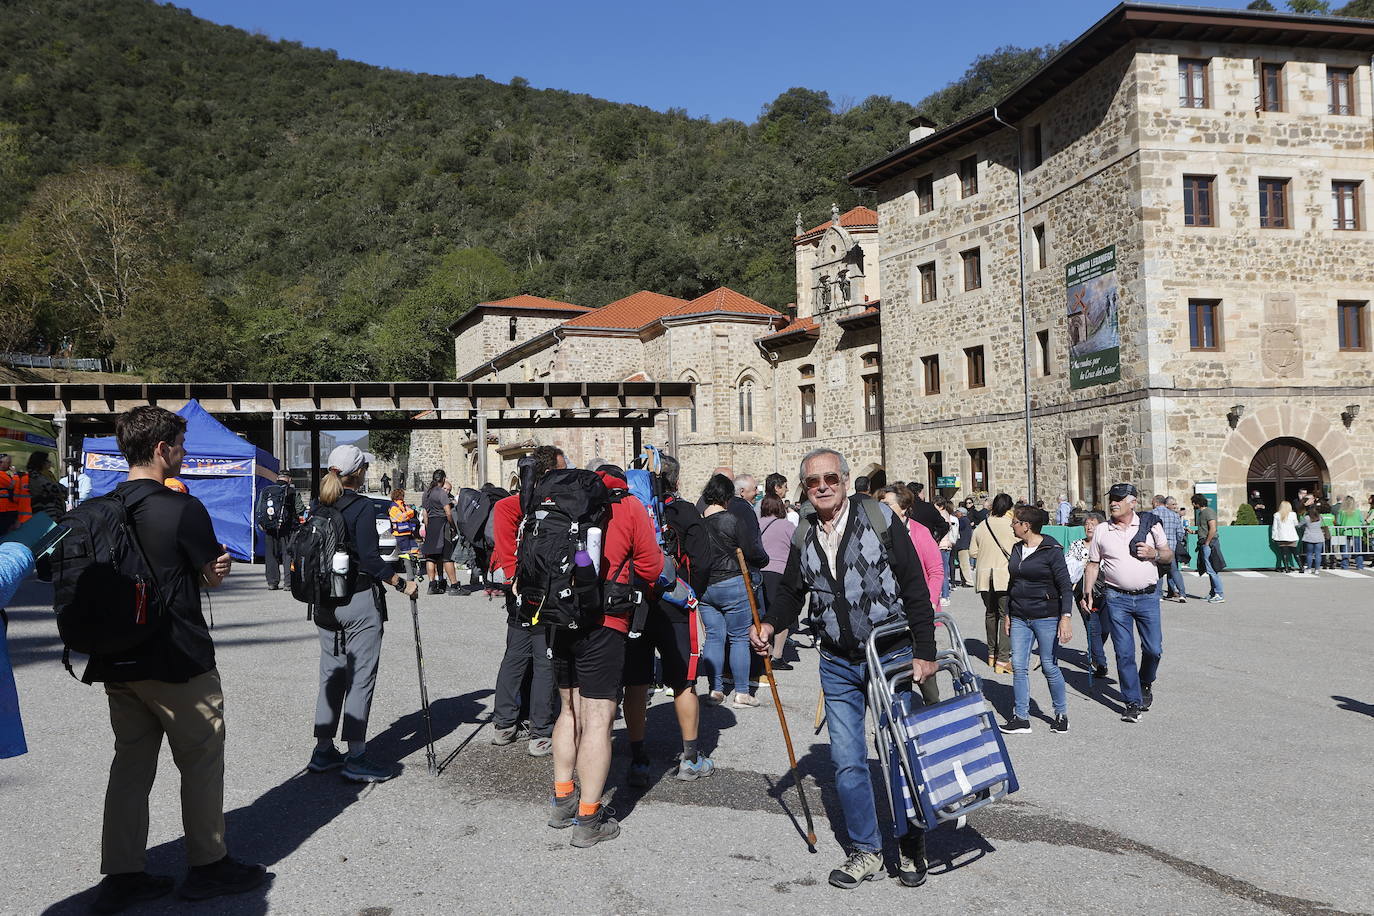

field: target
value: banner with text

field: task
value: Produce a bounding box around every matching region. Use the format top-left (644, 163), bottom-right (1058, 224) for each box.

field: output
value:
top-left (1066, 245), bottom-right (1120, 390)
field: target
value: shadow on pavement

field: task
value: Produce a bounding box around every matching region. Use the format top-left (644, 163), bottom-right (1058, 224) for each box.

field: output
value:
top-left (40, 690), bottom-right (493, 915)
top-left (1332, 695), bottom-right (1374, 718)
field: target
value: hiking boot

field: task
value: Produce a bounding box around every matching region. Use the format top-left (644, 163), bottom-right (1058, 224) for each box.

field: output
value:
top-left (999, 716), bottom-right (1032, 734)
top-left (1141, 684), bottom-right (1154, 711)
top-left (341, 753), bottom-right (394, 783)
top-left (178, 856), bottom-right (267, 901)
top-left (491, 722), bottom-right (530, 746)
top-left (446, 585), bottom-right (464, 596)
top-left (570, 806), bottom-right (620, 847)
top-left (1050, 714), bottom-right (1069, 733)
top-left (306, 744), bottom-right (346, 772)
top-left (1121, 704), bottom-right (1142, 724)
top-left (527, 736), bottom-right (553, 757)
top-left (828, 849), bottom-right (884, 889)
top-left (627, 759), bottom-right (651, 787)
top-left (92, 872), bottom-right (174, 914)
top-left (426, 581), bottom-right (445, 596)
top-left (548, 792), bottom-right (578, 829)
top-left (770, 659), bottom-right (794, 671)
top-left (676, 754), bottom-right (716, 781)
top-left (1093, 665), bottom-right (1110, 679)
top-left (896, 832), bottom-right (928, 887)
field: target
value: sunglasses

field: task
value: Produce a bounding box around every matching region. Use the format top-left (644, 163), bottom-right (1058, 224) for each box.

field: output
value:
top-left (803, 472), bottom-right (843, 491)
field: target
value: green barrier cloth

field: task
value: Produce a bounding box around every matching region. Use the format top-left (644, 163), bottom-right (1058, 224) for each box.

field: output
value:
top-left (1043, 524), bottom-right (1283, 570)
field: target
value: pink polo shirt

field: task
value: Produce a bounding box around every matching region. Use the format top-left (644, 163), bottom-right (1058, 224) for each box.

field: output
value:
top-left (1088, 512), bottom-right (1168, 591)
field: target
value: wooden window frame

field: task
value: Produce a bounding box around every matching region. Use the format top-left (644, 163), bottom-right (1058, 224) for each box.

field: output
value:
top-left (862, 373), bottom-right (882, 432)
top-left (1259, 62), bottom-right (1284, 113)
top-left (968, 447), bottom-right (989, 492)
top-left (919, 261), bottom-right (938, 302)
top-left (799, 384), bottom-right (817, 438)
top-left (1183, 174), bottom-right (1216, 228)
top-left (1188, 299), bottom-right (1224, 351)
top-left (962, 248), bottom-right (982, 291)
top-left (1258, 177), bottom-right (1290, 229)
top-left (965, 345), bottom-right (986, 388)
top-left (1333, 180), bottom-right (1361, 231)
top-left (1073, 436), bottom-right (1101, 510)
top-left (1337, 300), bottom-right (1369, 351)
top-left (916, 174), bottom-right (934, 214)
top-left (959, 156), bottom-right (978, 198)
top-left (1328, 66), bottom-right (1355, 116)
top-left (1179, 58), bottom-right (1209, 108)
top-left (925, 451), bottom-right (943, 499)
top-left (921, 354), bottom-right (941, 395)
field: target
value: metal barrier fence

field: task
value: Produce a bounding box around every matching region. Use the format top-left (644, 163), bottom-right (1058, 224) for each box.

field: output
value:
top-left (1, 352), bottom-right (103, 371)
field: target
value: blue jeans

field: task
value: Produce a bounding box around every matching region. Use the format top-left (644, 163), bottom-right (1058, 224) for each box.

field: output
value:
top-left (1083, 601), bottom-right (1111, 668)
top-left (1102, 589), bottom-right (1162, 707)
top-left (1199, 543), bottom-right (1224, 598)
top-left (1010, 616), bottom-right (1067, 719)
top-left (699, 576), bottom-right (755, 695)
top-left (1158, 558), bottom-right (1186, 599)
top-left (940, 550), bottom-right (952, 600)
top-left (1304, 541), bottom-right (1322, 570)
top-left (1342, 536), bottom-right (1366, 570)
top-left (818, 644), bottom-right (914, 853)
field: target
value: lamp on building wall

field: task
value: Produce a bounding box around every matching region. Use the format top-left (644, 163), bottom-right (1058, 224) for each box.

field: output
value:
top-left (1227, 404), bottom-right (1245, 429)
top-left (1342, 404), bottom-right (1360, 429)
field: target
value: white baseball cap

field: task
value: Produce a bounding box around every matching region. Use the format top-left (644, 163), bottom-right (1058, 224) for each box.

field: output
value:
top-left (327, 444), bottom-right (367, 476)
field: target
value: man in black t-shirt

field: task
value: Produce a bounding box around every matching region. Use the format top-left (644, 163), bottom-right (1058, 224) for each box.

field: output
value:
top-left (84, 407), bottom-right (266, 914)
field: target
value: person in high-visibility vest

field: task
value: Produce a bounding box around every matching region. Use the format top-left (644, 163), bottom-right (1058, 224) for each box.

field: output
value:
top-left (13, 465), bottom-right (31, 526)
top-left (0, 454), bottom-right (17, 534)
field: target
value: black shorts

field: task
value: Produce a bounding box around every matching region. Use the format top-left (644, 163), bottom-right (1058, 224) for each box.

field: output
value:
top-left (549, 625), bottom-right (626, 700)
top-left (622, 604), bottom-right (695, 690)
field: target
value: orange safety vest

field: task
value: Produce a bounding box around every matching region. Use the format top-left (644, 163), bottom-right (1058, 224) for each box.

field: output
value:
top-left (14, 471), bottom-right (31, 524)
top-left (0, 469), bottom-right (13, 513)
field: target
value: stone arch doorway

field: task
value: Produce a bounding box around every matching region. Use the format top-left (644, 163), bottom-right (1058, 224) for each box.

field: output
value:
top-left (857, 464), bottom-right (886, 492)
top-left (1246, 437), bottom-right (1327, 509)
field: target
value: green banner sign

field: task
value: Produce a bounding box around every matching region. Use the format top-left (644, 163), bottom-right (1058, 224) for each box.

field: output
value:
top-left (1066, 245), bottom-right (1120, 389)
top-left (936, 476), bottom-right (959, 489)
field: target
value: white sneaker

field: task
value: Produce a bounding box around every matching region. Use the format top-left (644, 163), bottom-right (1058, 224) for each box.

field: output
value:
top-left (939, 597), bottom-right (950, 607)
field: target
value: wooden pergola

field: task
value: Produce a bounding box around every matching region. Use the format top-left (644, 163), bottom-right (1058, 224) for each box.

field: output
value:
top-left (0, 380), bottom-right (694, 492)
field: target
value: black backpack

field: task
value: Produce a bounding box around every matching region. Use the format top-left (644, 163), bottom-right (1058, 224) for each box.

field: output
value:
top-left (256, 482), bottom-right (295, 533)
top-left (51, 487), bottom-right (164, 676)
top-left (514, 469), bottom-right (610, 630)
top-left (287, 493), bottom-right (361, 630)
top-left (457, 484), bottom-right (510, 551)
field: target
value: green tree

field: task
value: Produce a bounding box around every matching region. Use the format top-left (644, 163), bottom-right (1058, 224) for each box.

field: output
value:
top-left (1336, 0), bottom-right (1374, 15)
top-left (1287, 0), bottom-right (1330, 13)
top-left (1247, 1), bottom-right (1277, 10)
top-left (916, 45), bottom-right (1060, 126)
top-left (1235, 503), bottom-right (1260, 525)
top-left (112, 263), bottom-right (240, 381)
top-left (0, 220), bottom-right (48, 354)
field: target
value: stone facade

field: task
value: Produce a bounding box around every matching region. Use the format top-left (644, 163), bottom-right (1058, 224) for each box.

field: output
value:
top-left (856, 11), bottom-right (1374, 514)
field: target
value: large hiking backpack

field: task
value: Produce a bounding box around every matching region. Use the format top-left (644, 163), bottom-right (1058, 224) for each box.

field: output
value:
top-left (287, 493), bottom-right (362, 629)
top-left (255, 482), bottom-right (295, 533)
top-left (514, 469), bottom-right (610, 630)
top-left (457, 484), bottom-right (510, 552)
top-left (51, 488), bottom-right (164, 674)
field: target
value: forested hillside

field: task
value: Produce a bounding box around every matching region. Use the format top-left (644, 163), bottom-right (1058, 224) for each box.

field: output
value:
top-left (0, 0), bottom-right (1054, 381)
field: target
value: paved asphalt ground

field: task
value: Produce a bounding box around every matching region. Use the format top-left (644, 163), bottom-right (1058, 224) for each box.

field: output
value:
top-left (3, 565), bottom-right (1372, 915)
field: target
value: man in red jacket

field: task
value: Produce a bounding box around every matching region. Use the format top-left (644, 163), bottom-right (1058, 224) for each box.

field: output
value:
top-left (489, 446), bottom-right (563, 757)
top-left (548, 462), bottom-right (662, 848)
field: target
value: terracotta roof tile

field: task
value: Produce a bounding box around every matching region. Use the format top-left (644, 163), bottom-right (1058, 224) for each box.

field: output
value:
top-left (562, 291), bottom-right (689, 330)
top-left (476, 294), bottom-right (589, 312)
top-left (665, 287), bottom-right (784, 320)
top-left (758, 315), bottom-right (819, 343)
top-left (795, 206), bottom-right (878, 240)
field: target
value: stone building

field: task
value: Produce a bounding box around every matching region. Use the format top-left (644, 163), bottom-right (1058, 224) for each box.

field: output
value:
top-left (846, 3), bottom-right (1374, 513)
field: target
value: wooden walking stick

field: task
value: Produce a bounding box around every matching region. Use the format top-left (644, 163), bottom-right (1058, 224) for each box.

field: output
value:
top-left (736, 548), bottom-right (817, 852)
top-left (814, 689), bottom-right (826, 732)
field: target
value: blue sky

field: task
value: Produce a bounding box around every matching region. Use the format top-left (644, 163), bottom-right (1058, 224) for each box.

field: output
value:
top-left (180, 0), bottom-right (1258, 122)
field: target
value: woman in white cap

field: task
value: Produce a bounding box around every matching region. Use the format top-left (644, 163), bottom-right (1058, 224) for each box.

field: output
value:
top-left (308, 444), bottom-right (420, 783)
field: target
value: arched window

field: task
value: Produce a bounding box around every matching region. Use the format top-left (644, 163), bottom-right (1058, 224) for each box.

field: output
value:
top-left (508, 316), bottom-right (518, 341)
top-left (738, 379), bottom-right (755, 432)
top-left (681, 373), bottom-right (698, 433)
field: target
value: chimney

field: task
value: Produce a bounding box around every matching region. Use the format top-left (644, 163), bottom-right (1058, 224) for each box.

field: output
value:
top-left (907, 115), bottom-right (937, 144)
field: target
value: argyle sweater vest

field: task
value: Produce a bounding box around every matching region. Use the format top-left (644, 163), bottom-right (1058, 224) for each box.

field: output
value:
top-left (798, 501), bottom-right (901, 659)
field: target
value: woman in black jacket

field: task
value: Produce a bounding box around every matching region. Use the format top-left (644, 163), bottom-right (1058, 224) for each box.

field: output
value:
top-left (700, 474), bottom-right (770, 708)
top-left (999, 505), bottom-right (1073, 736)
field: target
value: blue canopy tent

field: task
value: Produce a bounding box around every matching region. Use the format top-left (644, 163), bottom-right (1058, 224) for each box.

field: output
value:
top-left (82, 400), bottom-right (280, 561)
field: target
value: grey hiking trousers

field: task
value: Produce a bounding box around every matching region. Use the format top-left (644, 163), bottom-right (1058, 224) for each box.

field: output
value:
top-left (314, 588), bottom-right (384, 743)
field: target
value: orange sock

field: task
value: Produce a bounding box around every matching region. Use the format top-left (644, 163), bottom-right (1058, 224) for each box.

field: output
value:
top-left (554, 780), bottom-right (575, 799)
top-left (578, 801), bottom-right (601, 818)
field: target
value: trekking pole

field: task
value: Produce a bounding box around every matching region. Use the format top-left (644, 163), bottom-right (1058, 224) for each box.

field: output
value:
top-left (736, 548), bottom-right (817, 852)
top-left (409, 591), bottom-right (438, 776)
top-left (814, 689), bottom-right (825, 732)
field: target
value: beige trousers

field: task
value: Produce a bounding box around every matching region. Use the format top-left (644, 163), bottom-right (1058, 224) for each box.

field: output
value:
top-left (101, 669), bottom-right (227, 874)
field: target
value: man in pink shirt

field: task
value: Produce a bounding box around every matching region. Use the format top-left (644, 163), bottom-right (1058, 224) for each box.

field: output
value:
top-left (1082, 482), bottom-right (1172, 724)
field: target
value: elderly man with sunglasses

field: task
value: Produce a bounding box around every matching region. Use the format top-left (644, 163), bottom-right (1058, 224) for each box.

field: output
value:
top-left (750, 448), bottom-right (938, 891)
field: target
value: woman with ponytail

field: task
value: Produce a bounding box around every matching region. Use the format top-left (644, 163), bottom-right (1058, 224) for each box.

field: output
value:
top-left (308, 445), bottom-right (419, 784)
